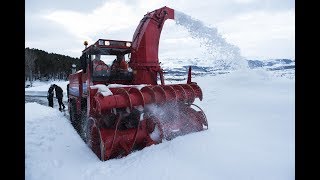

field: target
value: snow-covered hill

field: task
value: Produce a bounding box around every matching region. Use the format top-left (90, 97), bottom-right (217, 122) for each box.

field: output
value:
top-left (25, 58), bottom-right (295, 89)
top-left (160, 58), bottom-right (295, 81)
top-left (25, 69), bottom-right (294, 180)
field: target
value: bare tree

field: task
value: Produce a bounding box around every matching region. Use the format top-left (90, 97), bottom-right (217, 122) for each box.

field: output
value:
top-left (25, 48), bottom-right (37, 87)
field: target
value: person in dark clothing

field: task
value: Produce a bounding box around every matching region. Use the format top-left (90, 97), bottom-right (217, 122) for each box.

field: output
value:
top-left (53, 84), bottom-right (65, 111)
top-left (47, 84), bottom-right (55, 108)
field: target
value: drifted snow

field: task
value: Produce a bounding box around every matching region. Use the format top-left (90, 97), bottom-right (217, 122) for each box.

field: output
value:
top-left (25, 69), bottom-right (294, 180)
top-left (149, 125), bottom-right (162, 142)
top-left (107, 84), bottom-right (148, 90)
top-left (90, 84), bottom-right (113, 96)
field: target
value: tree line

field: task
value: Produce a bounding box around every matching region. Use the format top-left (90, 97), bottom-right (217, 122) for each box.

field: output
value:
top-left (25, 47), bottom-right (80, 86)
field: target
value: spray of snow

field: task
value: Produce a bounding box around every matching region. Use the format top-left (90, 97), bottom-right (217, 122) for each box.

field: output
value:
top-left (144, 104), bottom-right (171, 139)
top-left (174, 11), bottom-right (248, 70)
top-left (145, 103), bottom-right (200, 140)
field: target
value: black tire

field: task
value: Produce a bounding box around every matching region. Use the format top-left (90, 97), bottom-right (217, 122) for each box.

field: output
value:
top-left (69, 99), bottom-right (80, 133)
top-left (86, 118), bottom-right (104, 160)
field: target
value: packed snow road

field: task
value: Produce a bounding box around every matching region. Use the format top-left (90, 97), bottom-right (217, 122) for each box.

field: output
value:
top-left (25, 95), bottom-right (68, 109)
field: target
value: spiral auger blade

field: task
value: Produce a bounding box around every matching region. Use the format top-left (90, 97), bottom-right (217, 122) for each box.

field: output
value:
top-left (88, 83), bottom-right (208, 161)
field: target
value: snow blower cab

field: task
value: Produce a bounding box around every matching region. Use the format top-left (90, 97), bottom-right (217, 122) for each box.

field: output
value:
top-left (67, 6), bottom-right (208, 161)
top-left (80, 39), bottom-right (133, 84)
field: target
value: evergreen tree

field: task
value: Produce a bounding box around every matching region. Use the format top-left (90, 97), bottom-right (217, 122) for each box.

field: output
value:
top-left (25, 48), bottom-right (80, 84)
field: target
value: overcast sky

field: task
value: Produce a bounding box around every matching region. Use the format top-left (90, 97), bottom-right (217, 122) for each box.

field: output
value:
top-left (25, 0), bottom-right (295, 60)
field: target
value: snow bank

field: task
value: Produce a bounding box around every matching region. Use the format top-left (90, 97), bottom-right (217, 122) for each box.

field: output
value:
top-left (90, 84), bottom-right (113, 96)
top-left (25, 70), bottom-right (294, 180)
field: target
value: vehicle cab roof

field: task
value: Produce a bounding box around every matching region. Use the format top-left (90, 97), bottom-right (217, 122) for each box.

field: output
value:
top-left (82, 39), bottom-right (132, 55)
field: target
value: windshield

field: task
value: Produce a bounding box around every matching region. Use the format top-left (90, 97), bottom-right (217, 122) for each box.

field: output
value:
top-left (91, 54), bottom-right (131, 79)
top-left (92, 59), bottom-right (110, 77)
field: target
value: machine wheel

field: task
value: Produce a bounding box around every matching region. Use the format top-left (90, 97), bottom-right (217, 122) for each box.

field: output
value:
top-left (69, 100), bottom-right (80, 133)
top-left (86, 118), bottom-right (104, 160)
top-left (69, 100), bottom-right (76, 123)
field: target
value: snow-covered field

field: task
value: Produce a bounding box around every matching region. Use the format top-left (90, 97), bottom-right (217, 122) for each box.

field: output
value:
top-left (25, 68), bottom-right (294, 180)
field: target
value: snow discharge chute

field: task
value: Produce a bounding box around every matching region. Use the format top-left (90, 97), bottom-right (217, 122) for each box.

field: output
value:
top-left (67, 6), bottom-right (208, 161)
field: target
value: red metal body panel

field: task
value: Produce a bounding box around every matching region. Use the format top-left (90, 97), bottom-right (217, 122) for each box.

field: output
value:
top-left (68, 71), bottom-right (83, 110)
top-left (129, 6), bottom-right (174, 85)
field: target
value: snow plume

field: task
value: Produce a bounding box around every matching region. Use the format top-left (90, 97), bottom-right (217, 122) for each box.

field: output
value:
top-left (174, 11), bottom-right (247, 70)
top-left (145, 103), bottom-right (174, 140)
top-left (145, 103), bottom-right (201, 140)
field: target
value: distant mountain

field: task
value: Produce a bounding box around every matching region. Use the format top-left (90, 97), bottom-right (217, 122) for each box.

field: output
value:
top-left (162, 58), bottom-right (295, 81)
top-left (247, 59), bottom-right (295, 70)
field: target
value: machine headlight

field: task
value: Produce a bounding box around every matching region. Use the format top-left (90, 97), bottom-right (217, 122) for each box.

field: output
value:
top-left (126, 42), bottom-right (131, 47)
top-left (105, 41), bottom-right (110, 46)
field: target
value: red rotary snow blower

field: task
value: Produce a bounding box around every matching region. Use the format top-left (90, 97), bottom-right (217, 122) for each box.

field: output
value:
top-left (67, 6), bottom-right (208, 161)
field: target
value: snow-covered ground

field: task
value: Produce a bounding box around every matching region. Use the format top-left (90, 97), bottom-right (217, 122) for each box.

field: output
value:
top-left (25, 69), bottom-right (294, 180)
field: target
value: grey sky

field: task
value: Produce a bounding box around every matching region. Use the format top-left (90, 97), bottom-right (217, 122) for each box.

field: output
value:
top-left (25, 0), bottom-right (295, 60)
